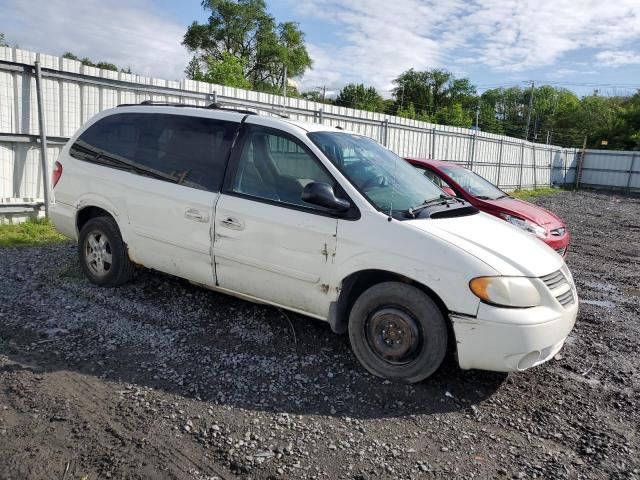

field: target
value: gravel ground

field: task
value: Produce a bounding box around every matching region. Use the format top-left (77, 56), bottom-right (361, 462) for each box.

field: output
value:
top-left (0, 189), bottom-right (639, 480)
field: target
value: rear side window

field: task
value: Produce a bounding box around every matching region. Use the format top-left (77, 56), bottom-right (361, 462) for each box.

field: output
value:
top-left (70, 113), bottom-right (238, 192)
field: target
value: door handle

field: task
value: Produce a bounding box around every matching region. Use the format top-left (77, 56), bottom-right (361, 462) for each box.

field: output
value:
top-left (219, 216), bottom-right (244, 230)
top-left (184, 208), bottom-right (209, 222)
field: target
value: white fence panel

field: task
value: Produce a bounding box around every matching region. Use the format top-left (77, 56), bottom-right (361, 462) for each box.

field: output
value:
top-left (2, 47), bottom-right (637, 218)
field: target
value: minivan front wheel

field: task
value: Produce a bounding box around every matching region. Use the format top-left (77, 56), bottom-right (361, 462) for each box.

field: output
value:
top-left (78, 216), bottom-right (134, 287)
top-left (348, 282), bottom-right (447, 383)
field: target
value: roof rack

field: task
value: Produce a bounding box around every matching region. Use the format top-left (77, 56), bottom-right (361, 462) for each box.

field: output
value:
top-left (117, 100), bottom-right (290, 118)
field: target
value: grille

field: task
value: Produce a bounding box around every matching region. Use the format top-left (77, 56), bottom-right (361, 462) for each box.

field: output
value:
top-left (556, 290), bottom-right (574, 306)
top-left (540, 270), bottom-right (575, 307)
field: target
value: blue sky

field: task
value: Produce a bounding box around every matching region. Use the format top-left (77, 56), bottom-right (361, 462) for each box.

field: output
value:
top-left (2, 0), bottom-right (640, 98)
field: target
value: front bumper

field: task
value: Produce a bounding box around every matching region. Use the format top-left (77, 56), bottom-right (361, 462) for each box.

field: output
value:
top-left (543, 230), bottom-right (570, 257)
top-left (451, 300), bottom-right (578, 372)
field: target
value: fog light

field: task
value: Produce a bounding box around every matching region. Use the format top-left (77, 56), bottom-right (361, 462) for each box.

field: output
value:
top-left (517, 351), bottom-right (541, 370)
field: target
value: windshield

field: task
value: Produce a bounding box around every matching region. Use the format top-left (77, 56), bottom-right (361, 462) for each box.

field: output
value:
top-left (308, 132), bottom-right (444, 212)
top-left (439, 165), bottom-right (505, 200)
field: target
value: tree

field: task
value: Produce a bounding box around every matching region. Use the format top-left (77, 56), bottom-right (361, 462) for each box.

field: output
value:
top-left (199, 52), bottom-right (252, 88)
top-left (62, 52), bottom-right (128, 73)
top-left (435, 103), bottom-right (472, 128)
top-left (96, 62), bottom-right (118, 72)
top-left (335, 83), bottom-right (384, 112)
top-left (396, 102), bottom-right (431, 122)
top-left (183, 0), bottom-right (311, 92)
top-left (185, 56), bottom-right (202, 80)
top-left (300, 90), bottom-right (333, 104)
top-left (0, 33), bottom-right (9, 47)
top-left (391, 69), bottom-right (477, 121)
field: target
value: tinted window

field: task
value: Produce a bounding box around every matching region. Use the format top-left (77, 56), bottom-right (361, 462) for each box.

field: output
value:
top-left (231, 128), bottom-right (335, 208)
top-left (71, 113), bottom-right (238, 192)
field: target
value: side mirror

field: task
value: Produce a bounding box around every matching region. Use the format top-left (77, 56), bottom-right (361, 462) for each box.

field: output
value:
top-left (442, 186), bottom-right (457, 197)
top-left (302, 182), bottom-right (351, 212)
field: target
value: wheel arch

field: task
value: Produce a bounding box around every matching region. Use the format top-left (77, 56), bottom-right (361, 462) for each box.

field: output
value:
top-left (328, 269), bottom-right (450, 335)
top-left (76, 205), bottom-right (115, 234)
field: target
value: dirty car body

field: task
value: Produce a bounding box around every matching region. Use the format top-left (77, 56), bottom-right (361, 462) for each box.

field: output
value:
top-left (50, 105), bottom-right (578, 382)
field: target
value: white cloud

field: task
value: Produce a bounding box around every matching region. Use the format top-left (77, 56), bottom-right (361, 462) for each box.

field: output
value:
top-left (595, 50), bottom-right (640, 67)
top-left (291, 0), bottom-right (640, 92)
top-left (0, 0), bottom-right (191, 80)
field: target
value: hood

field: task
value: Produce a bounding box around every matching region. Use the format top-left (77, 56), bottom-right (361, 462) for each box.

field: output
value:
top-left (407, 211), bottom-right (564, 277)
top-left (482, 196), bottom-right (563, 227)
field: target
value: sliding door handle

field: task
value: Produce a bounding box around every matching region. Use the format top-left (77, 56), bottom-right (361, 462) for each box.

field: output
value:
top-left (219, 216), bottom-right (244, 230)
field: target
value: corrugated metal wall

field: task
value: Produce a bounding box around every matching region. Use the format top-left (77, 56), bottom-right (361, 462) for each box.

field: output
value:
top-left (578, 150), bottom-right (639, 190)
top-left (0, 47), bottom-right (588, 213)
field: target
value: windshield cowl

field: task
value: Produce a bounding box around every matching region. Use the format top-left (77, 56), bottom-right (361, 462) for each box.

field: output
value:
top-left (410, 202), bottom-right (478, 220)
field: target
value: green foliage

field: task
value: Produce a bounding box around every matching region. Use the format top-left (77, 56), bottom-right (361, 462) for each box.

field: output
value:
top-left (62, 52), bottom-right (126, 73)
top-left (510, 187), bottom-right (562, 200)
top-left (0, 218), bottom-right (67, 247)
top-left (396, 102), bottom-right (430, 122)
top-left (300, 90), bottom-right (328, 103)
top-left (435, 103), bottom-right (472, 128)
top-left (185, 56), bottom-right (203, 80)
top-left (392, 69), bottom-right (477, 120)
top-left (198, 52), bottom-right (252, 88)
top-left (477, 85), bottom-right (640, 148)
top-left (335, 83), bottom-right (385, 112)
top-left (96, 62), bottom-right (118, 72)
top-left (183, 0), bottom-right (311, 92)
top-left (1, 32), bottom-right (9, 47)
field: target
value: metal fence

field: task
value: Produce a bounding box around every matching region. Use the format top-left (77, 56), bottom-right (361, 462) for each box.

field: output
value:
top-left (0, 47), bottom-right (604, 222)
top-left (572, 149), bottom-right (640, 191)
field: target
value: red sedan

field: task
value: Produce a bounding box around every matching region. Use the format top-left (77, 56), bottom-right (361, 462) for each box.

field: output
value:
top-left (406, 158), bottom-right (570, 256)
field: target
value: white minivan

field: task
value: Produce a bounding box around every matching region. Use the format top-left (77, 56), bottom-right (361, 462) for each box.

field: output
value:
top-left (50, 103), bottom-right (578, 383)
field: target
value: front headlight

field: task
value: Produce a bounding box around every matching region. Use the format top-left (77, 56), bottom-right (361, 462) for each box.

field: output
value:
top-left (469, 276), bottom-right (541, 308)
top-left (500, 214), bottom-right (546, 238)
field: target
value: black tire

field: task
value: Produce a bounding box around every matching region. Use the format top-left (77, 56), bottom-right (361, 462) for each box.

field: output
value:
top-left (348, 282), bottom-right (448, 383)
top-left (78, 216), bottom-right (134, 287)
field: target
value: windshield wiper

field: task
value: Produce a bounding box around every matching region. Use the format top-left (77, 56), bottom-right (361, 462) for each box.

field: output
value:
top-left (407, 195), bottom-right (456, 218)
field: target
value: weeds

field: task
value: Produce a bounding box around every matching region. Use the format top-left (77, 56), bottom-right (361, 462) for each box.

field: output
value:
top-left (0, 218), bottom-right (67, 247)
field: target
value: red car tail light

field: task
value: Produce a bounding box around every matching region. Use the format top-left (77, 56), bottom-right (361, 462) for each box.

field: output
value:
top-left (52, 161), bottom-right (63, 188)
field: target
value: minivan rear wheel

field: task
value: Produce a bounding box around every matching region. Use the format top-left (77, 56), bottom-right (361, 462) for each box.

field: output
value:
top-left (348, 282), bottom-right (447, 383)
top-left (78, 216), bottom-right (134, 287)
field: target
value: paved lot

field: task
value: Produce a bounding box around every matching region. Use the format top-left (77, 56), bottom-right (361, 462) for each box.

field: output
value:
top-left (0, 190), bottom-right (639, 479)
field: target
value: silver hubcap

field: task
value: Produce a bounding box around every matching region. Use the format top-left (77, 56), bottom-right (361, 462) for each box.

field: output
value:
top-left (84, 231), bottom-right (113, 277)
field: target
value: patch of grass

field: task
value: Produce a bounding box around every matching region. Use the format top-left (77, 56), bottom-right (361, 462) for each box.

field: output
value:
top-left (0, 217), bottom-right (68, 247)
top-left (510, 187), bottom-right (564, 200)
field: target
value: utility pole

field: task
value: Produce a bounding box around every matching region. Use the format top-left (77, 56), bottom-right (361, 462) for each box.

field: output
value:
top-left (524, 80), bottom-right (535, 141)
top-left (475, 104), bottom-right (480, 130)
top-left (282, 63), bottom-right (288, 99)
top-left (316, 85), bottom-right (326, 103)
